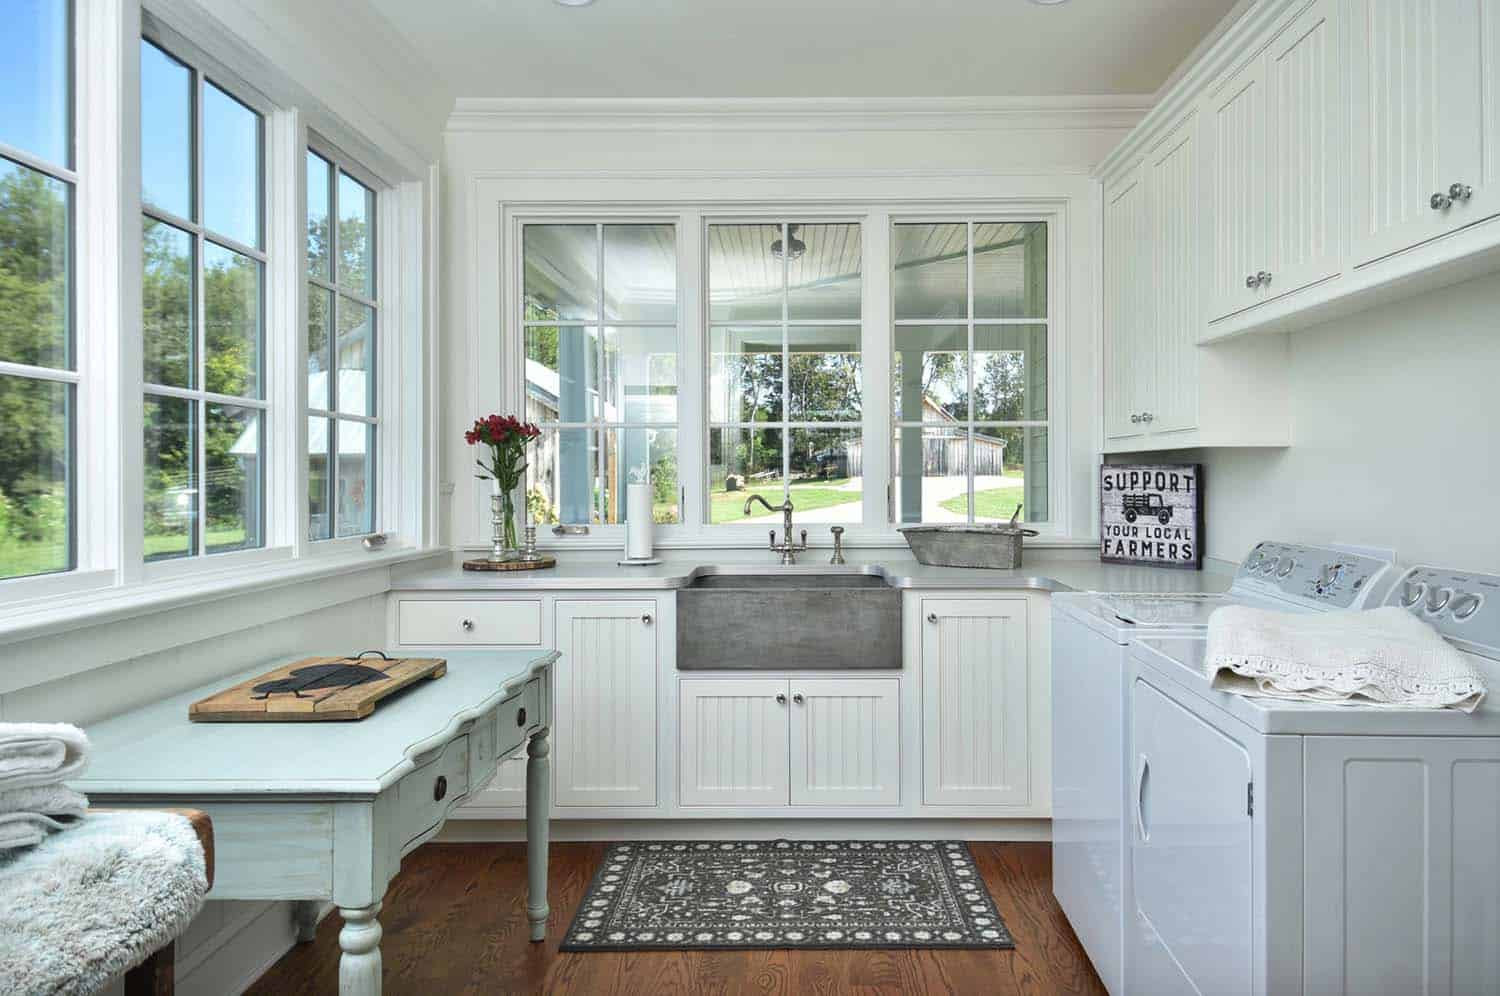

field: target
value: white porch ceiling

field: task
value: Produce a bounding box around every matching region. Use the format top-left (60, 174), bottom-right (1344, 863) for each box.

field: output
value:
top-left (366, 0), bottom-right (1242, 100)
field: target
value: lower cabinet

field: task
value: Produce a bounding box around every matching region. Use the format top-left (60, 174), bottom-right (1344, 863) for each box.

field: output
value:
top-left (679, 677), bottom-right (899, 808)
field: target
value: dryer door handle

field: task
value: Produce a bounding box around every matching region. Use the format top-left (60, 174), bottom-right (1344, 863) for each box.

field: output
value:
top-left (1134, 753), bottom-right (1151, 843)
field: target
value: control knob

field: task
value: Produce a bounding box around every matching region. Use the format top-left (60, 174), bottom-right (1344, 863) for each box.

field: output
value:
top-left (1319, 563), bottom-right (1344, 586)
top-left (1399, 582), bottom-right (1427, 609)
top-left (1451, 593), bottom-right (1482, 621)
top-left (1425, 588), bottom-right (1453, 615)
top-left (1276, 558), bottom-right (1297, 579)
top-left (1262, 557), bottom-right (1281, 575)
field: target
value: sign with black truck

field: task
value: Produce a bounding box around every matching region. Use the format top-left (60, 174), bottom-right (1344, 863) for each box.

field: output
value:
top-left (1099, 464), bottom-right (1202, 569)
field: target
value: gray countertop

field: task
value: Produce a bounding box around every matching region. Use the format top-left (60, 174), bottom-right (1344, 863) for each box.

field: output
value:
top-left (391, 550), bottom-right (1234, 596)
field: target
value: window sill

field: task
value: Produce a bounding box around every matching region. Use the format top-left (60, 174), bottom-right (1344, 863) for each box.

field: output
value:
top-left (0, 545), bottom-right (447, 650)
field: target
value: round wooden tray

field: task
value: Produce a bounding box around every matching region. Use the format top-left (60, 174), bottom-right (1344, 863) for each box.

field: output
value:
top-left (462, 555), bottom-right (557, 572)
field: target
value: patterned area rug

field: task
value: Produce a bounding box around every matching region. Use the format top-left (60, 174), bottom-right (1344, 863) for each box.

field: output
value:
top-left (560, 840), bottom-right (1013, 951)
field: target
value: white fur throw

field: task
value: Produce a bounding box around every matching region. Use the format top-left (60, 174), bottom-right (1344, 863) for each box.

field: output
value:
top-left (1206, 605), bottom-right (1488, 712)
top-left (0, 810), bottom-right (208, 995)
top-left (0, 723), bottom-right (89, 792)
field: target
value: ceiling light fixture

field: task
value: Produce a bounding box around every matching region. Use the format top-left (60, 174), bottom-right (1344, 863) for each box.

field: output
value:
top-left (1029, 0), bottom-right (1069, 5)
top-left (554, 0), bottom-right (595, 6)
top-left (770, 224), bottom-right (806, 261)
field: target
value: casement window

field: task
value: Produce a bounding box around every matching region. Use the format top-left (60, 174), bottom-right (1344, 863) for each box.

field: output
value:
top-left (891, 221), bottom-right (1050, 525)
top-left (305, 143), bottom-right (378, 541)
top-left (706, 222), bottom-right (862, 526)
top-left (0, 0), bottom-right (75, 581)
top-left (139, 36), bottom-right (267, 561)
top-left (520, 222), bottom-right (680, 528)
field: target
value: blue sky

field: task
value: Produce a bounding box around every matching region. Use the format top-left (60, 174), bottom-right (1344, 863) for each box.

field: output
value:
top-left (0, 0), bottom-right (70, 168)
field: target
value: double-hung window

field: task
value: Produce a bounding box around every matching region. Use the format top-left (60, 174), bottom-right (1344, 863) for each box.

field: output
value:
top-left (305, 144), bottom-right (378, 541)
top-left (706, 222), bottom-right (863, 525)
top-left (139, 36), bottom-right (267, 561)
top-left (891, 221), bottom-right (1049, 525)
top-left (1, 0), bottom-right (75, 582)
top-left (522, 223), bottom-right (680, 528)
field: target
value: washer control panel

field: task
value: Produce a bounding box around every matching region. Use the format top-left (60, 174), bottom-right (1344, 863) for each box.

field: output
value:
top-left (1385, 565), bottom-right (1500, 655)
top-left (1232, 541), bottom-right (1393, 609)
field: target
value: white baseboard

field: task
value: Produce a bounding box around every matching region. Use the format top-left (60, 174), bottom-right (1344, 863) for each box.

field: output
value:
top-left (436, 817), bottom-right (1053, 843)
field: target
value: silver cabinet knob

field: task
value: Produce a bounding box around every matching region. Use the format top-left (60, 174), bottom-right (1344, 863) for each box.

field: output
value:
top-left (792, 693), bottom-right (804, 705)
top-left (1450, 182), bottom-right (1473, 203)
top-left (776, 693), bottom-right (787, 705)
top-left (641, 613), bottom-right (653, 625)
top-left (461, 618), bottom-right (475, 631)
top-left (1245, 273), bottom-right (1258, 289)
top-left (1130, 414), bottom-right (1142, 424)
top-left (1141, 412), bottom-right (1155, 423)
top-left (927, 612), bottom-right (939, 623)
top-left (1432, 191), bottom-right (1453, 210)
top-left (1256, 271), bottom-right (1272, 287)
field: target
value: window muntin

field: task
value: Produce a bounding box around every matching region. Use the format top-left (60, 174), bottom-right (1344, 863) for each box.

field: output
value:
top-left (892, 221), bottom-right (1049, 525)
top-left (706, 222), bottom-right (862, 526)
top-left (522, 223), bottom-right (680, 528)
top-left (1, 0), bottom-right (75, 581)
top-left (140, 37), bottom-right (266, 561)
top-left (306, 146), bottom-right (378, 541)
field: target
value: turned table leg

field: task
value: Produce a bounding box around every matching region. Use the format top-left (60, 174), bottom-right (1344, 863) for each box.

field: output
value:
top-left (526, 727), bottom-right (551, 942)
top-left (338, 901), bottom-right (383, 995)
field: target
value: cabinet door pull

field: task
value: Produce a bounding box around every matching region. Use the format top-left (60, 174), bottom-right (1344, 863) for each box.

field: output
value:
top-left (1432, 190), bottom-right (1453, 210)
top-left (1134, 753), bottom-right (1151, 843)
top-left (1130, 413), bottom-right (1142, 424)
top-left (641, 613), bottom-right (653, 625)
top-left (775, 693), bottom-right (787, 705)
top-left (792, 693), bottom-right (804, 705)
top-left (1450, 182), bottom-right (1473, 203)
top-left (926, 612), bottom-right (939, 623)
top-left (434, 775), bottom-right (448, 802)
top-left (1256, 271), bottom-right (1272, 287)
top-left (1245, 273), bottom-right (1259, 289)
top-left (460, 618), bottom-right (475, 632)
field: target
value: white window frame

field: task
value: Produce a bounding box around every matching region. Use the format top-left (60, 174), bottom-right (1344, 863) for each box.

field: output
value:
top-left (891, 215), bottom-right (1054, 526)
top-left (303, 133), bottom-right (384, 550)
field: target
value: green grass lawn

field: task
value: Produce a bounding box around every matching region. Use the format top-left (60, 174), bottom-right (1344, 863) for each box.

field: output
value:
top-left (710, 478), bottom-right (862, 524)
top-left (144, 526), bottom-right (249, 558)
top-left (940, 482), bottom-right (1028, 521)
top-left (0, 537), bottom-right (68, 579)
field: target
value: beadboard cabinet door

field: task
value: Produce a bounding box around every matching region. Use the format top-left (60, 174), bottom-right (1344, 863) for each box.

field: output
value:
top-left (1349, 0), bottom-right (1500, 266)
top-left (920, 598), bottom-right (1031, 807)
top-left (1104, 167), bottom-right (1152, 441)
top-left (1144, 114), bottom-right (1201, 436)
top-left (553, 600), bottom-right (658, 807)
top-left (1207, 52), bottom-right (1269, 321)
top-left (789, 678), bottom-right (900, 807)
top-left (679, 678), bottom-right (791, 807)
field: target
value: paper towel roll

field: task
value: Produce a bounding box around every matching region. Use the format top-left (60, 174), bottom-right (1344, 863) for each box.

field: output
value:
top-left (626, 482), bottom-right (654, 559)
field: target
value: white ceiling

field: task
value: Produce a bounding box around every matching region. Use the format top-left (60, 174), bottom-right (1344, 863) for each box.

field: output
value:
top-left (366, 0), bottom-right (1241, 100)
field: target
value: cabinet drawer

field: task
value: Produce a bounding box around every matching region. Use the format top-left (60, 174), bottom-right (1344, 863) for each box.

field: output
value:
top-left (395, 734), bottom-right (470, 848)
top-left (397, 599), bottom-right (541, 646)
top-left (495, 678), bottom-right (542, 759)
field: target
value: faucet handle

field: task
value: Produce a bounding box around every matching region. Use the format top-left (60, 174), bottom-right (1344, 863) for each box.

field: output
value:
top-left (799, 529), bottom-right (808, 550)
top-left (829, 526), bottom-right (846, 565)
top-left (768, 529), bottom-right (777, 550)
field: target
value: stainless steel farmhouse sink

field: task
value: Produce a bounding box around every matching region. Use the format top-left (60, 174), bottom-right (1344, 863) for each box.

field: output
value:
top-left (676, 567), bottom-right (902, 670)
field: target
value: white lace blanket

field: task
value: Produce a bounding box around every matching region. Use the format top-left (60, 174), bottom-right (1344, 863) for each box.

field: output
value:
top-left (1205, 605), bottom-right (1487, 712)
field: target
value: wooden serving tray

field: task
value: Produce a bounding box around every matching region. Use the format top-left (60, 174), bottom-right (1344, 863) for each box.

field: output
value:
top-left (189, 654), bottom-right (446, 722)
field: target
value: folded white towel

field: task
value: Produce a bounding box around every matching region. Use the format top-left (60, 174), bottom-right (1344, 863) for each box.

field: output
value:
top-left (1205, 605), bottom-right (1487, 712)
top-left (0, 786), bottom-right (89, 851)
top-left (0, 723), bottom-right (89, 791)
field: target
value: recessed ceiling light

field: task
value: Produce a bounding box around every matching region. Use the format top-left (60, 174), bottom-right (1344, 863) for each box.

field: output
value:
top-left (554, 0), bottom-right (595, 6)
top-left (1030, 0), bottom-right (1069, 5)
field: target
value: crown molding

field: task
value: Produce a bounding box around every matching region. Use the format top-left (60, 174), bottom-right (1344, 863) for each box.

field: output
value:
top-left (444, 95), bottom-right (1153, 135)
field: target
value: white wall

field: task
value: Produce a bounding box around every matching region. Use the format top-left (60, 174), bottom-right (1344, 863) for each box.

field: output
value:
top-left (1130, 271), bottom-right (1500, 571)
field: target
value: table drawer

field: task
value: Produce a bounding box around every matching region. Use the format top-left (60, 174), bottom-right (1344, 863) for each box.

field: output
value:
top-left (397, 599), bottom-right (542, 647)
top-left (496, 678), bottom-right (543, 759)
top-left (395, 734), bottom-right (470, 847)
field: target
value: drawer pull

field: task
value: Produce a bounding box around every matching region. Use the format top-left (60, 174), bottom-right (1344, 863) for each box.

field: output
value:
top-left (641, 613), bottom-right (653, 625)
top-left (927, 612), bottom-right (938, 623)
top-left (516, 706), bottom-right (527, 728)
top-left (434, 775), bottom-right (448, 802)
top-left (460, 618), bottom-right (475, 631)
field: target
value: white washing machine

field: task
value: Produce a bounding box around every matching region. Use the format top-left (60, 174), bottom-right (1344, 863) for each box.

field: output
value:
top-left (1050, 541), bottom-right (1395, 995)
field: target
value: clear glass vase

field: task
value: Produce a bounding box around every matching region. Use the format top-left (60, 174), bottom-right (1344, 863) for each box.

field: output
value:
top-left (489, 489), bottom-right (521, 562)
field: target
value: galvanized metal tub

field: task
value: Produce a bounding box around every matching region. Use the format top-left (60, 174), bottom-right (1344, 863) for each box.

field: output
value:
top-left (898, 524), bottom-right (1041, 570)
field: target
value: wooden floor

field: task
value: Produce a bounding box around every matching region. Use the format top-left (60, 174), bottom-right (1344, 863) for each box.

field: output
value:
top-left (248, 842), bottom-right (1104, 996)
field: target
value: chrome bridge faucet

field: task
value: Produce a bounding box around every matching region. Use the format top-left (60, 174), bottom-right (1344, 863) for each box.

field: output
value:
top-left (744, 494), bottom-right (807, 565)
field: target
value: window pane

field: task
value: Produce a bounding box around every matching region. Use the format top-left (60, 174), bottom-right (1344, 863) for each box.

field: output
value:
top-left (708, 326), bottom-right (782, 424)
top-left (206, 403), bottom-right (262, 552)
top-left (708, 426), bottom-right (783, 525)
top-left (0, 375), bottom-right (70, 579)
top-left (708, 224), bottom-right (782, 323)
top-left (893, 223), bottom-right (967, 320)
top-left (973, 324), bottom-right (1046, 422)
top-left (603, 224), bottom-right (675, 322)
top-left (335, 418), bottom-right (373, 536)
top-left (787, 223), bottom-right (861, 321)
top-left (603, 326), bottom-right (676, 423)
top-left (526, 427), bottom-right (597, 526)
top-left (892, 426), bottom-right (969, 524)
top-left (1, 0), bottom-right (70, 167)
top-left (526, 325), bottom-right (598, 423)
top-left (201, 82), bottom-right (260, 247)
top-left (140, 40), bottom-right (192, 219)
top-left (144, 394), bottom-right (196, 560)
top-left (336, 171), bottom-right (374, 298)
top-left (306, 151), bottom-right (331, 279)
top-left (788, 326), bottom-right (861, 422)
top-left (974, 222), bottom-right (1046, 319)
top-left (307, 284), bottom-right (331, 408)
top-left (523, 224), bottom-right (596, 321)
top-left (788, 427), bottom-right (861, 524)
top-left (204, 242), bottom-right (260, 398)
top-left (975, 427), bottom-right (1047, 524)
top-left (601, 427), bottom-right (678, 525)
top-left (336, 299), bottom-right (374, 416)
top-left (307, 415), bottom-right (330, 541)
top-left (142, 216), bottom-right (193, 388)
top-left (892, 325), bottom-right (967, 423)
top-left (0, 159), bottom-right (70, 369)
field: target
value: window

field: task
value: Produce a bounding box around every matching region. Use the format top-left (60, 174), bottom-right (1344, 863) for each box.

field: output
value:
top-left (706, 222), bottom-right (862, 525)
top-left (1, 0), bottom-right (74, 581)
top-left (140, 37), bottom-right (266, 561)
top-left (891, 221), bottom-right (1049, 524)
top-left (306, 145), bottom-right (378, 541)
top-left (521, 223), bottom-right (679, 528)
